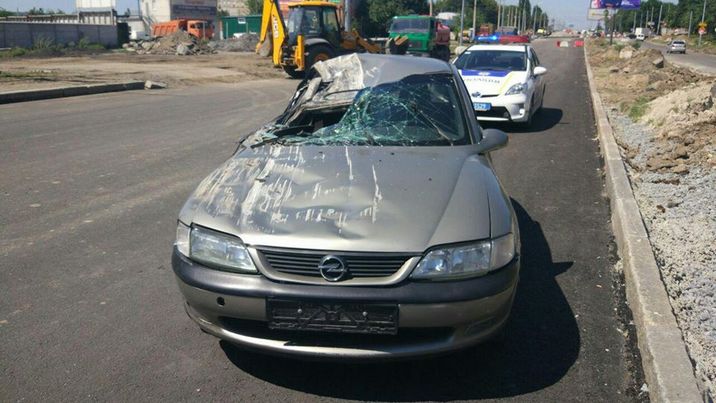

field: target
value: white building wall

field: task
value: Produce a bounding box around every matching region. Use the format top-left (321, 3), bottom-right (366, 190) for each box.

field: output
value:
top-left (140, 0), bottom-right (217, 25)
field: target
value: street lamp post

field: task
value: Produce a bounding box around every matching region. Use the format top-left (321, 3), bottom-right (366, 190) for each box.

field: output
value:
top-left (699, 0), bottom-right (707, 46)
top-left (459, 0), bottom-right (465, 46)
top-left (656, 3), bottom-right (662, 36)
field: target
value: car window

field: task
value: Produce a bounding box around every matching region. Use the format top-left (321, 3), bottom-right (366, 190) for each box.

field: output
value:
top-left (280, 74), bottom-right (470, 146)
top-left (454, 50), bottom-right (527, 71)
top-left (390, 18), bottom-right (430, 33)
top-left (531, 49), bottom-right (541, 66)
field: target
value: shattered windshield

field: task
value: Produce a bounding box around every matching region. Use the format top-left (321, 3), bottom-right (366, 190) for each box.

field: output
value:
top-left (454, 50), bottom-right (527, 71)
top-left (390, 18), bottom-right (430, 33)
top-left (278, 74), bottom-right (470, 147)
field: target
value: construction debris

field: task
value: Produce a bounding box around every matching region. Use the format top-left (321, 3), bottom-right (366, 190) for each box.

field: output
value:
top-left (144, 80), bottom-right (167, 89)
top-left (122, 31), bottom-right (216, 56)
top-left (210, 34), bottom-right (260, 52)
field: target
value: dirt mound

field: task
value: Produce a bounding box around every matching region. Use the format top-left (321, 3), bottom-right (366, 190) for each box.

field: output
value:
top-left (211, 34), bottom-right (259, 52)
top-left (122, 31), bottom-right (216, 56)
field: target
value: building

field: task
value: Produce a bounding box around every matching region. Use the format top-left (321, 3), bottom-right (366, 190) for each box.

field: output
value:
top-left (140, 0), bottom-right (218, 25)
top-left (217, 0), bottom-right (249, 16)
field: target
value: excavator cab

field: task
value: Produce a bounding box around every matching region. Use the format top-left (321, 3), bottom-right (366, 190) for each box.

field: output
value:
top-left (286, 5), bottom-right (341, 48)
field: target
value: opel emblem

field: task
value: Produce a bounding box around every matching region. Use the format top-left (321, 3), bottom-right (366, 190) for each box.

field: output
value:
top-left (471, 91), bottom-right (482, 98)
top-left (318, 255), bottom-right (348, 282)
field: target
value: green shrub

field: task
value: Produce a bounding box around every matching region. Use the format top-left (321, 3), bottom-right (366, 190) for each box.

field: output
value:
top-left (632, 41), bottom-right (641, 50)
top-left (77, 36), bottom-right (91, 49)
top-left (614, 43), bottom-right (625, 52)
top-left (0, 47), bottom-right (27, 57)
top-left (32, 35), bottom-right (55, 49)
top-left (628, 97), bottom-right (650, 120)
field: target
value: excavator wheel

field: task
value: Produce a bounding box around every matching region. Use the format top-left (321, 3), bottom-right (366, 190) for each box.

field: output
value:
top-left (282, 65), bottom-right (304, 79)
top-left (306, 44), bottom-right (335, 72)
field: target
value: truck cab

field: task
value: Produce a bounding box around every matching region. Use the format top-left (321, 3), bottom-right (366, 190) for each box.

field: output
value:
top-left (388, 15), bottom-right (451, 61)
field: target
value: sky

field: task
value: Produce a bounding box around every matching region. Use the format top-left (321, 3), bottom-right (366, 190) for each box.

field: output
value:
top-left (0, 0), bottom-right (679, 29)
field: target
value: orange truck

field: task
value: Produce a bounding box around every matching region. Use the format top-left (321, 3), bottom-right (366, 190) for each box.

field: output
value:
top-left (152, 19), bottom-right (214, 39)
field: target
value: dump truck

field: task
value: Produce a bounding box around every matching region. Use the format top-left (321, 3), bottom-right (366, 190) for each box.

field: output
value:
top-left (388, 15), bottom-right (451, 61)
top-left (152, 19), bottom-right (214, 40)
top-left (256, 0), bottom-right (386, 78)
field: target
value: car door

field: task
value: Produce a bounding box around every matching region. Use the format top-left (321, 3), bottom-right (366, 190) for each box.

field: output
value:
top-left (530, 48), bottom-right (545, 106)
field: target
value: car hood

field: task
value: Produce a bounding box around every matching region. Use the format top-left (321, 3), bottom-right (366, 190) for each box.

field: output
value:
top-left (459, 69), bottom-right (527, 97)
top-left (179, 145), bottom-right (496, 253)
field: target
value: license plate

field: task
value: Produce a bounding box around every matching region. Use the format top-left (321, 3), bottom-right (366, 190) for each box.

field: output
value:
top-left (474, 102), bottom-right (491, 111)
top-left (267, 299), bottom-right (398, 335)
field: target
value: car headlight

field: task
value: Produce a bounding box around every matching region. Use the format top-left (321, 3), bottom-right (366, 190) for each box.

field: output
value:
top-left (504, 82), bottom-right (527, 96)
top-left (175, 222), bottom-right (258, 274)
top-left (411, 234), bottom-right (515, 280)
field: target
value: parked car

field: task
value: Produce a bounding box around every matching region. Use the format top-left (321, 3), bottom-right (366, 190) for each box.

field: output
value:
top-left (454, 44), bottom-right (547, 126)
top-left (172, 53), bottom-right (520, 359)
top-left (667, 39), bottom-right (687, 54)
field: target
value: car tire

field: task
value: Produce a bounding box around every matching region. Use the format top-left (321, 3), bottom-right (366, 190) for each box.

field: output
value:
top-left (521, 97), bottom-right (535, 128)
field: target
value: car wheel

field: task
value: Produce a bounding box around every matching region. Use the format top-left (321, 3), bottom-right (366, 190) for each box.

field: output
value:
top-left (522, 99), bottom-right (534, 128)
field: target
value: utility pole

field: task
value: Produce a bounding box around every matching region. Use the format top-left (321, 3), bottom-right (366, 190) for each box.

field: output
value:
top-left (429, 0), bottom-right (433, 17)
top-left (345, 0), bottom-right (351, 31)
top-left (497, 2), bottom-right (501, 30)
top-left (656, 3), bottom-right (662, 36)
top-left (688, 10), bottom-right (693, 37)
top-left (533, 7), bottom-right (538, 33)
top-left (472, 0), bottom-right (477, 40)
top-left (632, 11), bottom-right (636, 31)
top-left (699, 0), bottom-right (707, 46)
top-left (459, 0), bottom-right (466, 46)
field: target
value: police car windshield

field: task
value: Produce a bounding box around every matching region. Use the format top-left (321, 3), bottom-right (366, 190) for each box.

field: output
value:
top-left (455, 50), bottom-right (527, 71)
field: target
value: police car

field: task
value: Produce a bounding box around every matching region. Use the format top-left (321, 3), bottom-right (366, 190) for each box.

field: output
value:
top-left (454, 44), bottom-right (547, 126)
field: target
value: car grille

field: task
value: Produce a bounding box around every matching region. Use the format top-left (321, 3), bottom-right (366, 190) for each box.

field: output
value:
top-left (257, 248), bottom-right (415, 278)
top-left (477, 106), bottom-right (510, 119)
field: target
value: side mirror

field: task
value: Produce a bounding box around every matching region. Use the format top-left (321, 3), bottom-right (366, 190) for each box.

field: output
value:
top-left (534, 66), bottom-right (547, 76)
top-left (478, 128), bottom-right (508, 153)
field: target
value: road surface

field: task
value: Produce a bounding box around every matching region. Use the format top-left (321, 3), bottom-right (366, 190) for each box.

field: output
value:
top-left (0, 42), bottom-right (645, 401)
top-left (643, 40), bottom-right (716, 75)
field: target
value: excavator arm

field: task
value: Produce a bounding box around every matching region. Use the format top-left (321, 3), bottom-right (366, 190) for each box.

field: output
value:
top-left (256, 0), bottom-right (287, 67)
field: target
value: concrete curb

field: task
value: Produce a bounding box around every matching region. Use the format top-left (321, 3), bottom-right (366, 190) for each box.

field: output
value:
top-left (584, 44), bottom-right (703, 402)
top-left (0, 82), bottom-right (146, 104)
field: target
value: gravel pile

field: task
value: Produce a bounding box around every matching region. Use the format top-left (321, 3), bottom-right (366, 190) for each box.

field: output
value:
top-left (607, 109), bottom-right (716, 398)
top-left (210, 33), bottom-right (259, 52)
top-left (122, 31), bottom-right (217, 56)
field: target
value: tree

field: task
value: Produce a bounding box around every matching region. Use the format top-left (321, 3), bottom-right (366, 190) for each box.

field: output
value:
top-left (247, 0), bottom-right (263, 15)
top-left (358, 0), bottom-right (429, 36)
top-left (0, 7), bottom-right (15, 18)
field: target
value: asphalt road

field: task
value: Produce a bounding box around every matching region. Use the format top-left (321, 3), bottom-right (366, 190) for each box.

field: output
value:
top-left (642, 40), bottom-right (716, 75)
top-left (1, 42), bottom-right (645, 401)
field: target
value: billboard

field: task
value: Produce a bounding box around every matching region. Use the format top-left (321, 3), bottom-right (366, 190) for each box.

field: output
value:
top-left (590, 0), bottom-right (641, 10)
top-left (76, 0), bottom-right (116, 10)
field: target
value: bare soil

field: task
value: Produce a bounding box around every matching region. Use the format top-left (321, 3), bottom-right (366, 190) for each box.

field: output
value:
top-left (588, 38), bottom-right (716, 398)
top-left (0, 50), bottom-right (286, 92)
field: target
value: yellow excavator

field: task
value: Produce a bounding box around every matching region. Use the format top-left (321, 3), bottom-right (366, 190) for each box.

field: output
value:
top-left (256, 0), bottom-right (391, 78)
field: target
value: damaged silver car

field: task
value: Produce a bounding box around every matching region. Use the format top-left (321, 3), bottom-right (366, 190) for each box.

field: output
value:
top-left (172, 53), bottom-right (520, 359)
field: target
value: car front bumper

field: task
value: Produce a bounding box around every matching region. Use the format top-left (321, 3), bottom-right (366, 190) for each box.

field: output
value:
top-left (171, 248), bottom-right (519, 359)
top-left (472, 94), bottom-right (530, 122)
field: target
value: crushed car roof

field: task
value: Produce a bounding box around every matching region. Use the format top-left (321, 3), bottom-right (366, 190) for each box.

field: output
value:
top-left (312, 53), bottom-right (452, 90)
